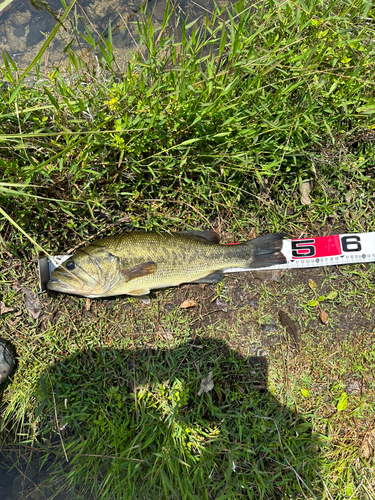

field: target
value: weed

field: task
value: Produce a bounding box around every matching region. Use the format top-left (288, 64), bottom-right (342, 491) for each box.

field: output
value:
top-left (1, 0), bottom-right (375, 498)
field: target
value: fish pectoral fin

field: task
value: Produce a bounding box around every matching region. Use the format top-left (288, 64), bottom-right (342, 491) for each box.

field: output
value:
top-left (127, 288), bottom-right (151, 296)
top-left (122, 261), bottom-right (157, 281)
top-left (178, 230), bottom-right (220, 244)
top-left (191, 271), bottom-right (225, 284)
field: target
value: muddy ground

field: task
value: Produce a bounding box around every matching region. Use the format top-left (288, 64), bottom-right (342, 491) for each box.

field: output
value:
top-left (1, 255), bottom-right (375, 499)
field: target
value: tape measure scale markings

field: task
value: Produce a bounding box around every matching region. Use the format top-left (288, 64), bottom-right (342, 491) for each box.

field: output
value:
top-left (276, 232), bottom-right (375, 270)
top-left (223, 232), bottom-right (375, 273)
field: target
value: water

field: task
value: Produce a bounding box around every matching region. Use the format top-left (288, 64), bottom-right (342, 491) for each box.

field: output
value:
top-left (0, 0), bottom-right (230, 71)
top-left (0, 452), bottom-right (76, 500)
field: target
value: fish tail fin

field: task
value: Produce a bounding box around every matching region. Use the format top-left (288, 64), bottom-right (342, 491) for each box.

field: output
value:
top-left (246, 233), bottom-right (287, 268)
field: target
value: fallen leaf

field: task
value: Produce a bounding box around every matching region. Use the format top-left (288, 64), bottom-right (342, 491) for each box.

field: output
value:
top-left (278, 310), bottom-right (300, 347)
top-left (7, 318), bottom-right (21, 327)
top-left (345, 190), bottom-right (354, 203)
top-left (248, 227), bottom-right (256, 240)
top-left (308, 279), bottom-right (317, 291)
top-left (337, 392), bottom-right (348, 412)
top-left (14, 286), bottom-right (42, 320)
top-left (198, 371), bottom-right (214, 396)
top-left (0, 302), bottom-right (14, 315)
top-left (326, 290), bottom-right (338, 300)
top-left (216, 384), bottom-right (223, 403)
top-left (361, 439), bottom-right (372, 459)
top-left (320, 310), bottom-right (329, 325)
top-left (160, 331), bottom-right (173, 341)
top-left (361, 431), bottom-right (375, 459)
top-left (307, 299), bottom-right (319, 307)
top-left (300, 180), bottom-right (312, 205)
top-left (180, 299), bottom-right (197, 309)
top-left (25, 291), bottom-right (42, 319)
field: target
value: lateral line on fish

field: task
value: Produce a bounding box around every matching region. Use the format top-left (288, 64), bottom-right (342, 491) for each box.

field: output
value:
top-left (42, 231), bottom-right (286, 297)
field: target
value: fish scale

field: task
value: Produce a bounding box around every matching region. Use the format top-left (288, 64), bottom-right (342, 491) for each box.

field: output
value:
top-left (47, 231), bottom-right (286, 298)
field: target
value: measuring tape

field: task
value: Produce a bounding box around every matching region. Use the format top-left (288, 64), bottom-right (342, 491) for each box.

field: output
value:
top-left (222, 232), bottom-right (375, 273)
top-left (38, 232), bottom-right (375, 292)
top-left (255, 232), bottom-right (375, 271)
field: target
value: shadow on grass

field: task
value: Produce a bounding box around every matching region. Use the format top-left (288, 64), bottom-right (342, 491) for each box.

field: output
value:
top-left (1, 338), bottom-right (323, 499)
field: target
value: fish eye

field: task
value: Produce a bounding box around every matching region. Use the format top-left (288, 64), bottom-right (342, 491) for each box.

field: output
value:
top-left (66, 261), bottom-right (76, 270)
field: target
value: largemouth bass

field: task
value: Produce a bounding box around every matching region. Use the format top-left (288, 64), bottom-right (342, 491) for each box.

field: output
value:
top-left (47, 230), bottom-right (286, 298)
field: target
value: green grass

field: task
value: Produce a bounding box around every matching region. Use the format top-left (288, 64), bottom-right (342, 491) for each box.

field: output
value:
top-left (1, 282), bottom-right (323, 500)
top-left (1, 0), bottom-right (375, 498)
top-left (1, 0), bottom-right (375, 251)
top-left (1, 263), bottom-right (375, 499)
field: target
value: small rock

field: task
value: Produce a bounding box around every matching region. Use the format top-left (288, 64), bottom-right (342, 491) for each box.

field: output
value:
top-left (0, 338), bottom-right (17, 384)
top-left (198, 371), bottom-right (214, 396)
top-left (261, 323), bottom-right (277, 333)
top-left (345, 380), bottom-right (362, 396)
top-left (6, 10), bottom-right (32, 27)
top-left (248, 298), bottom-right (258, 309)
top-left (252, 269), bottom-right (285, 282)
top-left (164, 302), bottom-right (175, 312)
top-left (215, 298), bottom-right (227, 312)
top-left (300, 180), bottom-right (312, 205)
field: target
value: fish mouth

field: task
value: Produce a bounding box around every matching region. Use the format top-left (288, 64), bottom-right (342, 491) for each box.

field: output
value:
top-left (47, 268), bottom-right (112, 297)
top-left (47, 277), bottom-right (81, 294)
top-left (47, 268), bottom-right (84, 294)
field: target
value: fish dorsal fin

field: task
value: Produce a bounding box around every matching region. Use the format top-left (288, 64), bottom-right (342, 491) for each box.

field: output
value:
top-left (122, 261), bottom-right (157, 281)
top-left (178, 230), bottom-right (220, 244)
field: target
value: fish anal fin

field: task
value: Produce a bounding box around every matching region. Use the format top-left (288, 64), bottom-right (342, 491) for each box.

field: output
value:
top-left (178, 230), bottom-right (220, 244)
top-left (191, 271), bottom-right (225, 284)
top-left (127, 288), bottom-right (151, 296)
top-left (122, 261), bottom-right (157, 281)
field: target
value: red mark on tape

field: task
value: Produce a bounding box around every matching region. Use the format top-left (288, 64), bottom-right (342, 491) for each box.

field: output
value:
top-left (291, 235), bottom-right (342, 259)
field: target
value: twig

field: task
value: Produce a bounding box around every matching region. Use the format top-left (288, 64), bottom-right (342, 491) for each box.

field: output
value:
top-left (47, 372), bottom-right (69, 463)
